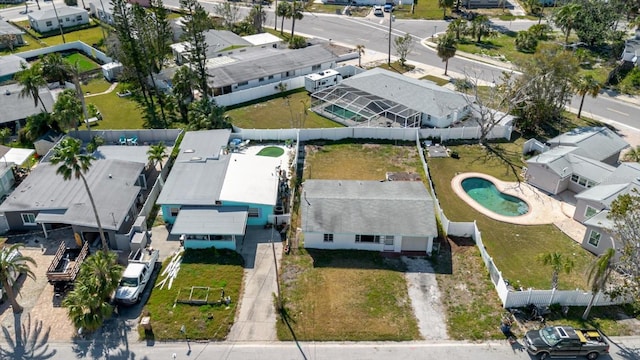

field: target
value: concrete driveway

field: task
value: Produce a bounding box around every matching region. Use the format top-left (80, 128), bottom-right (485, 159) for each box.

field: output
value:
top-left (227, 226), bottom-right (282, 341)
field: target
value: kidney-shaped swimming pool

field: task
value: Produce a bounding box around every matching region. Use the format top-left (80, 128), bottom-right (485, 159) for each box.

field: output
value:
top-left (461, 177), bottom-right (529, 217)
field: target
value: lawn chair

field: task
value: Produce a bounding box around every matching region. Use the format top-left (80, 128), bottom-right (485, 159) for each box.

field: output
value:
top-left (130, 136), bottom-right (138, 146)
top-left (119, 136), bottom-right (127, 145)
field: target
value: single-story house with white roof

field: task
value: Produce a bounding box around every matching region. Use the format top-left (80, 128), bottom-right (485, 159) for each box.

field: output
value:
top-left (310, 67), bottom-right (470, 128)
top-left (156, 129), bottom-right (290, 250)
top-left (170, 30), bottom-right (252, 65)
top-left (28, 7), bottom-right (90, 34)
top-left (301, 179), bottom-right (437, 254)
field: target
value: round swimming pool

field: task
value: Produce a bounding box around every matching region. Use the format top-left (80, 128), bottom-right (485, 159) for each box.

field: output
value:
top-left (461, 177), bottom-right (529, 217)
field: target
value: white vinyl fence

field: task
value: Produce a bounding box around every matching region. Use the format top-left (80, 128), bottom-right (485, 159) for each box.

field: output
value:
top-left (233, 125), bottom-right (513, 142)
top-left (214, 77), bottom-right (306, 107)
top-left (416, 138), bottom-right (625, 308)
top-left (16, 41), bottom-right (112, 64)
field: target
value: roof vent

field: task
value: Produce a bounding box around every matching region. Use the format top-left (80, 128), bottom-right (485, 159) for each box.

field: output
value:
top-left (184, 149), bottom-right (195, 153)
top-left (190, 156), bottom-right (202, 161)
top-left (108, 174), bottom-right (112, 178)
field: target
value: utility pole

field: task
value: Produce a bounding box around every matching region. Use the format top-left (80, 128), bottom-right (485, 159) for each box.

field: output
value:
top-left (51, 0), bottom-right (66, 43)
top-left (387, 14), bottom-right (394, 65)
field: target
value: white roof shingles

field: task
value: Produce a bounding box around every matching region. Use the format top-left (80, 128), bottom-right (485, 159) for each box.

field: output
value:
top-left (547, 127), bottom-right (629, 162)
top-left (29, 6), bottom-right (87, 21)
top-left (301, 180), bottom-right (437, 236)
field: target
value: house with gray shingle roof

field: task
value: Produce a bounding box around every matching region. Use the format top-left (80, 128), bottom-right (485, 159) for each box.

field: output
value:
top-left (0, 83), bottom-right (55, 130)
top-left (301, 180), bottom-right (437, 254)
top-left (524, 127), bottom-right (629, 195)
top-left (0, 54), bottom-right (28, 83)
top-left (310, 67), bottom-right (470, 128)
top-left (0, 21), bottom-right (25, 51)
top-left (28, 6), bottom-right (89, 34)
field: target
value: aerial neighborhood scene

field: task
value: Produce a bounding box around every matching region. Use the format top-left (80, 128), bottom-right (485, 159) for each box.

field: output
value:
top-left (2, 0), bottom-right (640, 357)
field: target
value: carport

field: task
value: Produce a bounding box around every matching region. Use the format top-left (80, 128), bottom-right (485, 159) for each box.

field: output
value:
top-left (171, 207), bottom-right (247, 250)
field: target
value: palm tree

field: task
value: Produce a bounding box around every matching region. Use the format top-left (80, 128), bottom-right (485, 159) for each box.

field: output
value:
top-left (356, 44), bottom-right (365, 68)
top-left (290, 0), bottom-right (304, 39)
top-left (276, 2), bottom-right (291, 35)
top-left (554, 3), bottom-right (581, 44)
top-left (438, 0), bottom-right (454, 18)
top-left (0, 128), bottom-right (11, 145)
top-left (41, 53), bottom-right (69, 86)
top-left (573, 75), bottom-right (601, 119)
top-left (447, 18), bottom-right (467, 41)
top-left (582, 248), bottom-right (615, 320)
top-left (147, 142), bottom-right (168, 169)
top-left (50, 138), bottom-right (109, 252)
top-left (53, 89), bottom-right (83, 131)
top-left (623, 146), bottom-right (640, 162)
top-left (437, 33), bottom-right (457, 76)
top-left (537, 252), bottom-right (575, 289)
top-left (0, 244), bottom-right (36, 314)
top-left (63, 251), bottom-right (123, 332)
top-left (15, 63), bottom-right (48, 112)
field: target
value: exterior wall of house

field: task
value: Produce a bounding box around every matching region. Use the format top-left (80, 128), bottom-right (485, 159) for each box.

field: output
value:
top-left (0, 167), bottom-right (15, 199)
top-left (421, 113), bottom-right (448, 128)
top-left (225, 61), bottom-right (336, 95)
top-left (222, 200), bottom-right (273, 226)
top-left (90, 4), bottom-right (115, 25)
top-left (2, 210), bottom-right (40, 231)
top-left (525, 164), bottom-right (562, 194)
top-left (573, 198), bottom-right (605, 223)
top-left (184, 237), bottom-right (236, 250)
top-left (401, 235), bottom-right (432, 252)
top-left (304, 232), bottom-right (387, 252)
top-left (29, 11), bottom-right (90, 33)
top-left (581, 225), bottom-right (617, 257)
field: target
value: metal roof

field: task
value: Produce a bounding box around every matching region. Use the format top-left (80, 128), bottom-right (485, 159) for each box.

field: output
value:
top-left (600, 162), bottom-right (640, 185)
top-left (219, 152), bottom-right (281, 206)
top-left (207, 45), bottom-right (339, 88)
top-left (242, 33), bottom-right (282, 46)
top-left (337, 68), bottom-right (468, 118)
top-left (0, 84), bottom-right (55, 124)
top-left (171, 207), bottom-right (248, 235)
top-left (575, 183), bottom-right (629, 203)
top-left (0, 159), bottom-right (144, 230)
top-left (583, 209), bottom-right (613, 229)
top-left (547, 127), bottom-right (629, 162)
top-left (28, 6), bottom-right (88, 21)
top-left (301, 180), bottom-right (436, 236)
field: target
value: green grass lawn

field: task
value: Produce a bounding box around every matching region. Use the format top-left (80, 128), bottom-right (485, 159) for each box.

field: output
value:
top-left (421, 74), bottom-right (450, 86)
top-left (86, 83), bottom-right (144, 129)
top-left (277, 249), bottom-right (420, 341)
top-left (395, 0), bottom-right (443, 19)
top-left (225, 90), bottom-right (344, 129)
top-left (64, 52), bottom-right (100, 72)
top-left (141, 248), bottom-right (244, 340)
top-left (257, 146), bottom-right (285, 157)
top-left (427, 140), bottom-right (593, 291)
top-left (39, 26), bottom-right (107, 48)
top-left (82, 77), bottom-right (112, 94)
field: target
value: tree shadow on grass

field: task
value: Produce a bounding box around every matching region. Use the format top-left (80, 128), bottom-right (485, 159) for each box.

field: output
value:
top-left (306, 249), bottom-right (406, 271)
top-left (0, 313), bottom-right (57, 360)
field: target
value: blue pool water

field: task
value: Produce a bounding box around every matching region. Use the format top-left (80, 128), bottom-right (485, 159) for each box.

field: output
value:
top-left (461, 177), bottom-right (529, 217)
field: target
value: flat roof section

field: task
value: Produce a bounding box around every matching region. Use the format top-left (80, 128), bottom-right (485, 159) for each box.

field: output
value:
top-left (171, 208), bottom-right (248, 235)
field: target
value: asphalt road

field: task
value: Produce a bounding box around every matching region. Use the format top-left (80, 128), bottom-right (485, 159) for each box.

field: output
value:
top-left (3, 337), bottom-right (639, 360)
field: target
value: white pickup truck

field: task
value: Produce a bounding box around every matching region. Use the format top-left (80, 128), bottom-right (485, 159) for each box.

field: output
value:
top-left (115, 249), bottom-right (159, 305)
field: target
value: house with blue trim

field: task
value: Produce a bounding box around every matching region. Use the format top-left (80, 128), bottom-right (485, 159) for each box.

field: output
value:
top-left (156, 129), bottom-right (287, 250)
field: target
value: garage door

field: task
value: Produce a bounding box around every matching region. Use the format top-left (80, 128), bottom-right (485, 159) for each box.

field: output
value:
top-left (401, 236), bottom-right (428, 252)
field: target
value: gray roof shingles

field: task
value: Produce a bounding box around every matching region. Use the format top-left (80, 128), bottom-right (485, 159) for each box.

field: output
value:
top-left (547, 127), bottom-right (629, 162)
top-left (28, 6), bottom-right (87, 21)
top-left (301, 180), bottom-right (437, 236)
top-left (0, 84), bottom-right (55, 124)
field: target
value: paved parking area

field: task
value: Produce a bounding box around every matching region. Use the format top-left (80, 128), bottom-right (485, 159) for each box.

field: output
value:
top-left (227, 226), bottom-right (282, 341)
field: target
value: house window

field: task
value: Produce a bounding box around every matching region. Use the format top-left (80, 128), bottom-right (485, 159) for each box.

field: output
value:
top-left (586, 180), bottom-right (596, 188)
top-left (584, 206), bottom-right (598, 219)
top-left (46, 21), bottom-right (52, 26)
top-left (571, 174), bottom-right (579, 183)
top-left (238, 81), bottom-right (248, 86)
top-left (76, 15), bottom-right (82, 21)
top-left (248, 208), bottom-right (260, 218)
top-left (170, 207), bottom-right (180, 217)
top-left (355, 235), bottom-right (379, 243)
top-left (21, 213), bottom-right (36, 225)
top-left (312, 64), bottom-right (321, 71)
top-left (578, 178), bottom-right (587, 186)
top-left (65, 17), bottom-right (70, 22)
top-left (323, 234), bottom-right (333, 242)
top-left (268, 75), bottom-right (274, 80)
top-left (381, 235), bottom-right (394, 245)
top-left (588, 230), bottom-right (601, 247)
top-left (58, 19), bottom-right (63, 23)
top-left (259, 77), bottom-right (264, 82)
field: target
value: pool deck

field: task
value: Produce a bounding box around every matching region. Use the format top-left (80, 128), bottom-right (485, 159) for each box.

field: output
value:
top-left (451, 172), bottom-right (586, 243)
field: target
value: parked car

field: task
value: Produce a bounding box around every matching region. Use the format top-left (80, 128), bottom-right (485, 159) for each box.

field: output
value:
top-left (114, 249), bottom-right (159, 305)
top-left (524, 326), bottom-right (609, 360)
top-left (384, 3), bottom-right (394, 12)
top-left (373, 5), bottom-right (383, 15)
